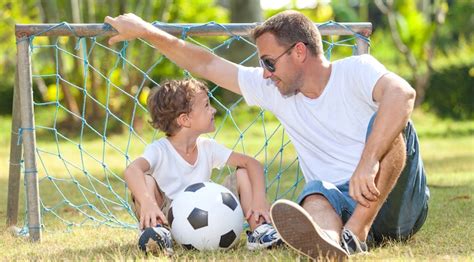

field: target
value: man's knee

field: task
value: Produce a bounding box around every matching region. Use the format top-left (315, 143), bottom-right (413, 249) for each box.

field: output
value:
top-left (301, 193), bottom-right (332, 209)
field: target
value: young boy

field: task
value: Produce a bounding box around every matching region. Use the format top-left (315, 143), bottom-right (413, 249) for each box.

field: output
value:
top-left (124, 79), bottom-right (281, 254)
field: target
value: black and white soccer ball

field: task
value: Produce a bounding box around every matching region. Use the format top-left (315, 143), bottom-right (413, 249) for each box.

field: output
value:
top-left (167, 182), bottom-right (244, 250)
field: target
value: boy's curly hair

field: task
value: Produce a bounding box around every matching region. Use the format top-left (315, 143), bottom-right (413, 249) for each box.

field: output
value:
top-left (147, 79), bottom-right (209, 136)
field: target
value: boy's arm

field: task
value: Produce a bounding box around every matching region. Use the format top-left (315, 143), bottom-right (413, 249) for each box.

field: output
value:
top-left (124, 157), bottom-right (168, 229)
top-left (226, 152), bottom-right (270, 223)
top-left (104, 13), bottom-right (241, 95)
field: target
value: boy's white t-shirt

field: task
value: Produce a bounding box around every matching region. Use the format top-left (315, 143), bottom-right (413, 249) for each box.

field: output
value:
top-left (141, 137), bottom-right (232, 199)
top-left (238, 54), bottom-right (388, 185)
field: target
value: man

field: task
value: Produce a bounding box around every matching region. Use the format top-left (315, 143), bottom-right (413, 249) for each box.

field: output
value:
top-left (105, 10), bottom-right (429, 260)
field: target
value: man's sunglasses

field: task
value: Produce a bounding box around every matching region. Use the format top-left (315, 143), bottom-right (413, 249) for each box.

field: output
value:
top-left (259, 42), bottom-right (307, 73)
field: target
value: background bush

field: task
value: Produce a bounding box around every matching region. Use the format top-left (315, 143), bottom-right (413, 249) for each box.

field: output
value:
top-left (424, 63), bottom-right (474, 120)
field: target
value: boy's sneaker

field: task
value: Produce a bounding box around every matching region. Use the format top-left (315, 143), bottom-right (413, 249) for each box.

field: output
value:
top-left (246, 223), bottom-right (283, 250)
top-left (341, 227), bottom-right (368, 255)
top-left (138, 225), bottom-right (174, 255)
top-left (270, 199), bottom-right (349, 260)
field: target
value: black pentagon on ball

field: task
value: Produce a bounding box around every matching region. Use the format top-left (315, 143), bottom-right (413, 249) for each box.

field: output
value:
top-left (219, 230), bottom-right (237, 248)
top-left (187, 208), bottom-right (208, 229)
top-left (167, 207), bottom-right (174, 226)
top-left (221, 192), bottom-right (238, 211)
top-left (184, 182), bottom-right (205, 192)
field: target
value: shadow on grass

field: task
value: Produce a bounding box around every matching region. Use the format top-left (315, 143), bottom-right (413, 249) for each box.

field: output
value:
top-left (23, 242), bottom-right (140, 260)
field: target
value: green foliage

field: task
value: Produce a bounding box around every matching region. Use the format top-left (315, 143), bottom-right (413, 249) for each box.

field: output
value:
top-left (167, 0), bottom-right (228, 23)
top-left (0, 0), bottom-right (40, 114)
top-left (394, 0), bottom-right (437, 61)
top-left (423, 62), bottom-right (474, 120)
top-left (331, 0), bottom-right (361, 21)
top-left (422, 33), bottom-right (474, 120)
top-left (0, 0), bottom-right (229, 116)
top-left (437, 1), bottom-right (473, 50)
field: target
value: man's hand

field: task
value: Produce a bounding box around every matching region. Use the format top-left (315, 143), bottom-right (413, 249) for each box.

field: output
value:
top-left (349, 160), bottom-right (381, 208)
top-left (104, 13), bottom-right (155, 45)
top-left (139, 199), bottom-right (168, 230)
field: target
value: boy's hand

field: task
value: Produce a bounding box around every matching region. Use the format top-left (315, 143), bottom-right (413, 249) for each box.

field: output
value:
top-left (245, 199), bottom-right (271, 224)
top-left (105, 13), bottom-right (156, 45)
top-left (139, 200), bottom-right (168, 230)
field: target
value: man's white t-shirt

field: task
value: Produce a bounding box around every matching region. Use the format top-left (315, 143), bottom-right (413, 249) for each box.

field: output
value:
top-left (238, 54), bottom-right (388, 185)
top-left (141, 137), bottom-right (232, 199)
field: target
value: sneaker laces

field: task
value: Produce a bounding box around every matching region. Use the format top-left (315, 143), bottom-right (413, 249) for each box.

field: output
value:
top-left (248, 223), bottom-right (277, 242)
top-left (246, 223), bottom-right (282, 250)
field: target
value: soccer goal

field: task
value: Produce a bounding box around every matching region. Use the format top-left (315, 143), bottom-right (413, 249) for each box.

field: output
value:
top-left (8, 20), bottom-right (372, 242)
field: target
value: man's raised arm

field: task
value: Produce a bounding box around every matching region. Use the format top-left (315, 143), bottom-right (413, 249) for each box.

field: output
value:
top-left (105, 13), bottom-right (241, 94)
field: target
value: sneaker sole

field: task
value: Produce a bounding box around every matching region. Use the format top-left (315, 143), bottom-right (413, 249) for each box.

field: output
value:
top-left (270, 199), bottom-right (348, 261)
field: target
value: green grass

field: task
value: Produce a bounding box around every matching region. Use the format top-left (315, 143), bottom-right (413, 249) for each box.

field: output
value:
top-left (1, 109), bottom-right (473, 260)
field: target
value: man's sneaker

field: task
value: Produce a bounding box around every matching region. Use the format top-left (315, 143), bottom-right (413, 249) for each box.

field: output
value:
top-left (341, 227), bottom-right (368, 255)
top-left (138, 225), bottom-right (174, 255)
top-left (246, 223), bottom-right (283, 250)
top-left (270, 199), bottom-right (349, 260)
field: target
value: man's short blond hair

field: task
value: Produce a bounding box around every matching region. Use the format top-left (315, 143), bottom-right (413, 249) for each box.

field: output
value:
top-left (252, 10), bottom-right (323, 56)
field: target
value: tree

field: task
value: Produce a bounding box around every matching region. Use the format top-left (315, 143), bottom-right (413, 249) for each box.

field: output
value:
top-left (375, 0), bottom-right (448, 106)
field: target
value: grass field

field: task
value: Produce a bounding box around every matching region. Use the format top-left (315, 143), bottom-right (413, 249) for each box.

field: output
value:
top-left (1, 109), bottom-right (473, 260)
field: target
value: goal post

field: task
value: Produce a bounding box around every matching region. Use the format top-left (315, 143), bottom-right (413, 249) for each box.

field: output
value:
top-left (9, 21), bottom-right (372, 242)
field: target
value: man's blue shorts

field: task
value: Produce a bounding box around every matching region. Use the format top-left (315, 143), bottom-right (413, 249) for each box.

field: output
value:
top-left (296, 115), bottom-right (430, 243)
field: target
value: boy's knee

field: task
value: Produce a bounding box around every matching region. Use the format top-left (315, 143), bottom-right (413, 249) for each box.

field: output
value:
top-left (144, 174), bottom-right (156, 185)
top-left (235, 167), bottom-right (248, 177)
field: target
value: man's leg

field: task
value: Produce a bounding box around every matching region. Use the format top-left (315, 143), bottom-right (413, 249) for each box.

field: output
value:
top-left (344, 133), bottom-right (406, 241)
top-left (301, 194), bottom-right (343, 243)
top-left (370, 122), bottom-right (429, 242)
top-left (271, 181), bottom-right (351, 259)
top-left (345, 118), bottom-right (429, 244)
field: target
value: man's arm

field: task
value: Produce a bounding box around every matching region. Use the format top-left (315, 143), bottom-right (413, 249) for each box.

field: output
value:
top-left (105, 13), bottom-right (241, 94)
top-left (350, 72), bottom-right (415, 207)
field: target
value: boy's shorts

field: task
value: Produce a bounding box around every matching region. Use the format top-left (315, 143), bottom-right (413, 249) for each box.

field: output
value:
top-left (296, 114), bottom-right (430, 243)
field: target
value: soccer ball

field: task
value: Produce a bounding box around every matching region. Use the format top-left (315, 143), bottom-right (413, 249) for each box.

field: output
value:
top-left (167, 182), bottom-right (244, 250)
